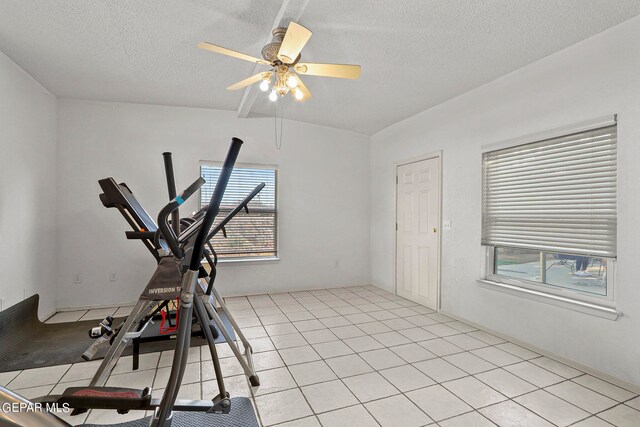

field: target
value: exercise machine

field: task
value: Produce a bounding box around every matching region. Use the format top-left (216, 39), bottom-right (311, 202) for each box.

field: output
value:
top-left (0, 137), bottom-right (259, 426)
top-left (83, 152), bottom-right (262, 385)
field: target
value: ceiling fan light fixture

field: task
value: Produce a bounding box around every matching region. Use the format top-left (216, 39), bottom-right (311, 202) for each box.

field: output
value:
top-left (286, 74), bottom-right (298, 89)
top-left (259, 78), bottom-right (270, 92)
top-left (294, 88), bottom-right (304, 100)
top-left (275, 85), bottom-right (289, 96)
top-left (269, 90), bottom-right (278, 102)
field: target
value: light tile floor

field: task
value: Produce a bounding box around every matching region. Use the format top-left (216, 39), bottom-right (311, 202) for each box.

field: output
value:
top-left (1, 286), bottom-right (638, 426)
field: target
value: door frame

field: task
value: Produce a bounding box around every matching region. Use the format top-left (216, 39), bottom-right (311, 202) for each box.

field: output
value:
top-left (394, 151), bottom-right (443, 310)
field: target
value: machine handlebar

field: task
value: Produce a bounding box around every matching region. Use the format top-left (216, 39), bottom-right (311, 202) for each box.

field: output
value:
top-left (189, 137), bottom-right (243, 270)
top-left (157, 176), bottom-right (205, 257)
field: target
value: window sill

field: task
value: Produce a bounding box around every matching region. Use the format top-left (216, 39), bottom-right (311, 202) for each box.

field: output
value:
top-left (208, 257), bottom-right (280, 266)
top-left (477, 279), bottom-right (622, 321)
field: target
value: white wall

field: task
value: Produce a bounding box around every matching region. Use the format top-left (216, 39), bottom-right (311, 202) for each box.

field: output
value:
top-left (0, 52), bottom-right (58, 318)
top-left (370, 15), bottom-right (640, 386)
top-left (56, 99), bottom-right (370, 309)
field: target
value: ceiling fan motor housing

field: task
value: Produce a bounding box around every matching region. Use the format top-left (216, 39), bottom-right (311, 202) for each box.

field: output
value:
top-left (261, 27), bottom-right (300, 64)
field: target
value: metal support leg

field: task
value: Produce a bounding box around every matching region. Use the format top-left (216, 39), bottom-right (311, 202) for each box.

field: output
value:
top-left (201, 282), bottom-right (259, 386)
top-left (210, 286), bottom-right (251, 349)
top-left (194, 297), bottom-right (230, 413)
top-left (151, 269), bottom-right (211, 427)
top-left (88, 300), bottom-right (155, 387)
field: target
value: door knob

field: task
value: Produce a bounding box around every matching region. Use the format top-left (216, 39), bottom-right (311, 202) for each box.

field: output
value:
top-left (433, 227), bottom-right (438, 233)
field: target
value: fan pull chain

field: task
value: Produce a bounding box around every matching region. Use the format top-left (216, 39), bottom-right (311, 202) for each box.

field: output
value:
top-left (274, 97), bottom-right (284, 150)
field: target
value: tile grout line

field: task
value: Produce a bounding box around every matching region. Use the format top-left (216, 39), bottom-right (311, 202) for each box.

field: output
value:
top-left (232, 287), bottom-right (637, 426)
top-left (251, 292), bottom-right (319, 427)
top-left (245, 287), bottom-right (638, 426)
top-left (269, 290), bottom-right (386, 427)
top-left (258, 290), bottom-right (399, 426)
top-left (199, 334), bottom-right (629, 427)
top-left (29, 286), bottom-right (640, 426)
top-left (264, 323), bottom-right (436, 425)
top-left (251, 290), bottom-right (466, 426)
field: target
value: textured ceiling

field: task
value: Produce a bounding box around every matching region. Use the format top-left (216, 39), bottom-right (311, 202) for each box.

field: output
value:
top-left (1, 1), bottom-right (639, 135)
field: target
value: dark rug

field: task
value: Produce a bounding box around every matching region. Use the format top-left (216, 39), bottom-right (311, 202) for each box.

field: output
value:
top-left (80, 397), bottom-right (258, 427)
top-left (0, 295), bottom-right (235, 372)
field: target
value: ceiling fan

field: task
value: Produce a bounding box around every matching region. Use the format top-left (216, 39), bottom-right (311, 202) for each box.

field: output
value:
top-left (198, 21), bottom-right (361, 102)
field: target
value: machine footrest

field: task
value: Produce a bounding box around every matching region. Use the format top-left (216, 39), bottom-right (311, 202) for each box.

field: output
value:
top-left (59, 386), bottom-right (151, 410)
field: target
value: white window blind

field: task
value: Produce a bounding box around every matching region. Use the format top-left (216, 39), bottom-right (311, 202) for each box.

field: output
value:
top-left (482, 124), bottom-right (617, 258)
top-left (200, 163), bottom-right (277, 259)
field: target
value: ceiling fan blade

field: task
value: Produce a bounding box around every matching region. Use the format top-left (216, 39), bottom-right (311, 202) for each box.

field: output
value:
top-left (226, 72), bottom-right (272, 91)
top-left (277, 22), bottom-right (312, 63)
top-left (198, 42), bottom-right (271, 65)
top-left (295, 62), bottom-right (361, 79)
top-left (295, 77), bottom-right (312, 101)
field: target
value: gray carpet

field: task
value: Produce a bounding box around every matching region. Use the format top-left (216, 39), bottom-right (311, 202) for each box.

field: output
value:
top-left (80, 398), bottom-right (259, 427)
top-left (0, 295), bottom-right (235, 372)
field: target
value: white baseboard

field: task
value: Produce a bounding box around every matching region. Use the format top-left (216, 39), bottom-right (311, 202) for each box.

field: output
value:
top-left (368, 282), bottom-right (394, 294)
top-left (55, 301), bottom-right (137, 312)
top-left (40, 309), bottom-right (57, 321)
top-left (439, 309), bottom-right (640, 394)
top-left (218, 282), bottom-right (375, 298)
top-left (53, 283), bottom-right (376, 312)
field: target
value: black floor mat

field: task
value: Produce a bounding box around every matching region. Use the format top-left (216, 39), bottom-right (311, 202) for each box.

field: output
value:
top-left (80, 397), bottom-right (259, 427)
top-left (0, 295), bottom-right (235, 372)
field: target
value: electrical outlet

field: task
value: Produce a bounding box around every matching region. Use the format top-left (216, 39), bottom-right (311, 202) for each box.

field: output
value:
top-left (443, 220), bottom-right (452, 230)
top-left (110, 272), bottom-right (118, 282)
top-left (73, 274), bottom-right (82, 284)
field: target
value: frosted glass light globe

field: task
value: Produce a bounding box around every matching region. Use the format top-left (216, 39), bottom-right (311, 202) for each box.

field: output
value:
top-left (286, 74), bottom-right (298, 89)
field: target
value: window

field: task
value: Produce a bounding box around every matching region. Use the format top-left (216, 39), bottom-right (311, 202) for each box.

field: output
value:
top-left (482, 122), bottom-right (617, 303)
top-left (200, 162), bottom-right (277, 261)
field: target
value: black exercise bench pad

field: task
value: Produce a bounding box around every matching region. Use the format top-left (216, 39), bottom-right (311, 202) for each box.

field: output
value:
top-left (80, 397), bottom-right (259, 427)
top-left (0, 295), bottom-right (234, 372)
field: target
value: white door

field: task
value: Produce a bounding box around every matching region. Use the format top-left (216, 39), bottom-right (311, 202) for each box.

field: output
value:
top-left (396, 157), bottom-right (440, 309)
